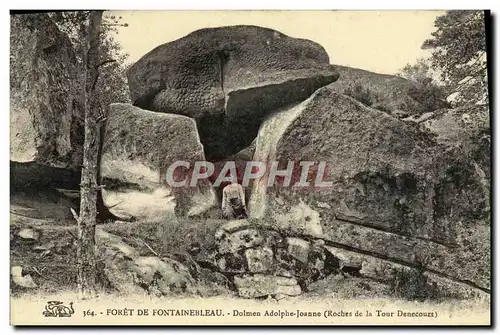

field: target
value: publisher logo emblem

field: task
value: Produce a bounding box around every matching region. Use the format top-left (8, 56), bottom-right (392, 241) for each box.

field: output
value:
top-left (42, 301), bottom-right (75, 317)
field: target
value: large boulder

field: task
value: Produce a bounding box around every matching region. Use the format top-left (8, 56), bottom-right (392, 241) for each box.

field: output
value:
top-left (127, 25), bottom-right (339, 159)
top-left (405, 106), bottom-right (490, 217)
top-left (101, 103), bottom-right (217, 219)
top-left (214, 219), bottom-right (325, 298)
top-left (328, 65), bottom-right (449, 117)
top-left (96, 229), bottom-right (198, 296)
top-left (247, 87), bottom-right (490, 295)
top-left (10, 13), bottom-right (82, 168)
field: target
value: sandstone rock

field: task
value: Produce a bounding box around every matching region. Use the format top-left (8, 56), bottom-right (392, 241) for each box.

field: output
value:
top-left (323, 245), bottom-right (489, 300)
top-left (245, 247), bottom-right (274, 273)
top-left (219, 219), bottom-right (254, 234)
top-left (17, 228), bottom-right (40, 241)
top-left (286, 237), bottom-right (310, 264)
top-left (309, 240), bottom-right (326, 274)
top-left (10, 13), bottom-right (81, 168)
top-left (321, 219), bottom-right (490, 288)
top-left (11, 266), bottom-right (37, 289)
top-left (274, 247), bottom-right (307, 278)
top-left (132, 256), bottom-right (197, 295)
top-left (275, 285), bottom-right (302, 296)
top-left (273, 201), bottom-right (323, 237)
top-left (328, 65), bottom-right (448, 117)
top-left (233, 274), bottom-right (300, 298)
top-left (247, 87), bottom-right (489, 291)
top-left (216, 229), bottom-right (264, 254)
top-left (215, 253), bottom-right (247, 274)
top-left (324, 246), bottom-right (363, 274)
top-left (101, 103), bottom-right (217, 219)
top-left (248, 89), bottom-right (438, 228)
top-left (95, 229), bottom-right (197, 295)
top-left (128, 25), bottom-right (339, 159)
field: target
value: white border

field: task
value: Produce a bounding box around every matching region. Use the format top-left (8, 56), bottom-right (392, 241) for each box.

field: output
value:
top-left (1, 1), bottom-right (498, 334)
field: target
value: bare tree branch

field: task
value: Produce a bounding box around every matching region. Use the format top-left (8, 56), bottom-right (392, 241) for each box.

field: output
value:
top-left (96, 59), bottom-right (117, 69)
top-left (138, 238), bottom-right (160, 257)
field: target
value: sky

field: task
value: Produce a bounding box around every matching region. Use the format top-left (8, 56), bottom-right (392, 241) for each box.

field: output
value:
top-left (110, 10), bottom-right (444, 75)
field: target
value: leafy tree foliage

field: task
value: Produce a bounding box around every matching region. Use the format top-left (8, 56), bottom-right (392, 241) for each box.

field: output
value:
top-left (49, 11), bottom-right (131, 114)
top-left (398, 58), bottom-right (438, 86)
top-left (422, 10), bottom-right (488, 107)
top-left (398, 58), bottom-right (449, 113)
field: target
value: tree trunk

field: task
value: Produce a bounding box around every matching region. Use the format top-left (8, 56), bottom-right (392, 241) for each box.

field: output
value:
top-left (76, 10), bottom-right (103, 299)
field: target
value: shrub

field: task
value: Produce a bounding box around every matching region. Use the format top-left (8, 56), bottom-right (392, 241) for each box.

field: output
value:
top-left (343, 83), bottom-right (376, 107)
top-left (388, 266), bottom-right (439, 301)
top-left (408, 81), bottom-right (449, 113)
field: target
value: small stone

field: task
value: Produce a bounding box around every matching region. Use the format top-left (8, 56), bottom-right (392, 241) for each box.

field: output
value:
top-left (234, 274), bottom-right (277, 298)
top-left (263, 230), bottom-right (285, 248)
top-left (11, 266), bottom-right (37, 288)
top-left (274, 276), bottom-right (298, 286)
top-left (272, 293), bottom-right (287, 301)
top-left (131, 256), bottom-right (196, 295)
top-left (220, 219), bottom-right (253, 233)
top-left (274, 269), bottom-right (295, 278)
top-left (245, 247), bottom-right (274, 273)
top-left (275, 248), bottom-right (300, 274)
top-left (274, 201), bottom-right (323, 237)
top-left (233, 274), bottom-right (299, 298)
top-left (217, 229), bottom-right (264, 254)
top-left (11, 266), bottom-right (23, 277)
top-left (316, 201), bottom-right (331, 209)
top-left (275, 197), bottom-right (285, 206)
top-left (216, 253), bottom-right (247, 273)
top-left (18, 228), bottom-right (39, 241)
top-left (311, 239), bottom-right (325, 249)
top-left (286, 237), bottom-right (310, 264)
top-left (33, 241), bottom-right (55, 251)
top-left (308, 239), bottom-right (326, 272)
top-left (214, 229), bottom-right (226, 241)
top-left (325, 246), bottom-right (363, 274)
top-left (276, 284), bottom-right (302, 296)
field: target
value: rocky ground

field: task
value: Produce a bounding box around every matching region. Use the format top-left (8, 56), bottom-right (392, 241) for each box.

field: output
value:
top-left (9, 190), bottom-right (488, 304)
top-left (10, 204), bottom-right (390, 301)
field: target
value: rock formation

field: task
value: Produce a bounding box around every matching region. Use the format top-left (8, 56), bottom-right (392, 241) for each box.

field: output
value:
top-left (96, 229), bottom-right (198, 296)
top-left (246, 87), bottom-right (490, 296)
top-left (127, 25), bottom-right (339, 159)
top-left (328, 65), bottom-right (449, 117)
top-left (10, 13), bottom-right (82, 168)
top-left (214, 219), bottom-right (324, 298)
top-left (101, 103), bottom-right (217, 219)
top-left (10, 13), bottom-right (85, 225)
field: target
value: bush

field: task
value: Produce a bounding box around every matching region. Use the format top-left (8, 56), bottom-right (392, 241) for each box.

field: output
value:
top-left (343, 83), bottom-right (376, 107)
top-left (408, 81), bottom-right (449, 113)
top-left (388, 266), bottom-right (439, 301)
top-left (104, 215), bottom-right (225, 258)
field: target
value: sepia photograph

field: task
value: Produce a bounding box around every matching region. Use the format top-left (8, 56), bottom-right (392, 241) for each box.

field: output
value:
top-left (8, 8), bottom-right (492, 326)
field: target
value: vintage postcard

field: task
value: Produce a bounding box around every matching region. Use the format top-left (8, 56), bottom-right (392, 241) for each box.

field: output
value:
top-left (9, 10), bottom-right (491, 326)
